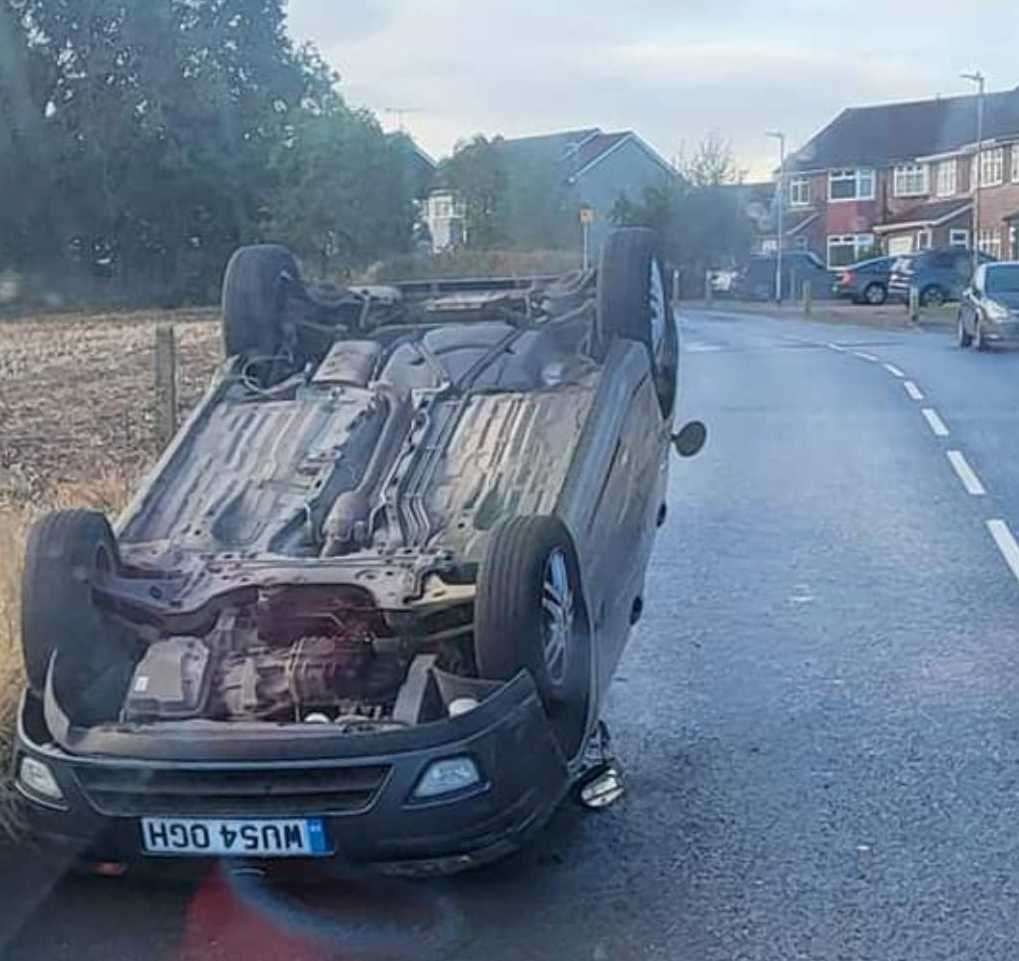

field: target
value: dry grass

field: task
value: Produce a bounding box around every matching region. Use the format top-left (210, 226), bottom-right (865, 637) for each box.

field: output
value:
top-left (0, 307), bottom-right (214, 844)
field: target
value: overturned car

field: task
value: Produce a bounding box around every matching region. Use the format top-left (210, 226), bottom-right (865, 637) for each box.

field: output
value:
top-left (13, 227), bottom-right (704, 875)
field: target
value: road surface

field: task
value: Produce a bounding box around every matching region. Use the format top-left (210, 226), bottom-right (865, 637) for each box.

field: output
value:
top-left (5, 307), bottom-right (1019, 960)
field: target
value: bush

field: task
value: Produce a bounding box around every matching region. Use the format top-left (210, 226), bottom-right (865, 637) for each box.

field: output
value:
top-left (360, 248), bottom-right (582, 283)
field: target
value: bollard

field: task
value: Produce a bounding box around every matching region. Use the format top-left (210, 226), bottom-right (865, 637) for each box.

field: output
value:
top-left (704, 269), bottom-right (713, 305)
top-left (154, 324), bottom-right (178, 450)
top-left (673, 268), bottom-right (681, 310)
top-left (908, 284), bottom-right (920, 323)
top-left (802, 279), bottom-right (813, 317)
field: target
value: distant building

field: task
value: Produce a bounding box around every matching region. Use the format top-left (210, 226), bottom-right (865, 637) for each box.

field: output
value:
top-left (423, 189), bottom-right (467, 250)
top-left (776, 87), bottom-right (1019, 266)
top-left (424, 127), bottom-right (676, 254)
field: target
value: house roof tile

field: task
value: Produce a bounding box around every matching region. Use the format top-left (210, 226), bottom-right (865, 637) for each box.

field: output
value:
top-left (789, 88), bottom-right (1019, 171)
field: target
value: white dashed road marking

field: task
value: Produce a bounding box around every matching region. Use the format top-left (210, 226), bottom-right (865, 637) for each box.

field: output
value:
top-left (853, 351), bottom-right (879, 362)
top-left (883, 363), bottom-right (905, 377)
top-left (827, 343), bottom-right (847, 352)
top-left (946, 450), bottom-right (986, 495)
top-left (988, 520), bottom-right (1019, 585)
top-left (922, 408), bottom-right (950, 437)
top-left (904, 381), bottom-right (924, 401)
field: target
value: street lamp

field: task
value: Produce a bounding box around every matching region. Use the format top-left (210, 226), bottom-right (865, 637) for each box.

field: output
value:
top-left (766, 130), bottom-right (786, 302)
top-left (961, 71), bottom-right (986, 275)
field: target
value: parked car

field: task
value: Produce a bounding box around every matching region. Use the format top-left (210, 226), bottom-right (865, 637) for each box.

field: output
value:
top-left (832, 255), bottom-right (896, 305)
top-left (12, 228), bottom-right (706, 877)
top-left (708, 268), bottom-right (739, 296)
top-left (733, 252), bottom-right (835, 301)
top-left (957, 261), bottom-right (1019, 349)
top-left (888, 248), bottom-right (995, 306)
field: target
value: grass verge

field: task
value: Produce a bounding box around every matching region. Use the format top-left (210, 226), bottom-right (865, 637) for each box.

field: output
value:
top-left (0, 473), bottom-right (132, 844)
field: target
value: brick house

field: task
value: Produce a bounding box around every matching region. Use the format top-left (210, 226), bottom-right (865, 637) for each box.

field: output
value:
top-left (779, 87), bottom-right (1019, 267)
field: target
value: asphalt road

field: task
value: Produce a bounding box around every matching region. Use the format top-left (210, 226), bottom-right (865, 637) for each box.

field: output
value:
top-left (6, 308), bottom-right (1019, 960)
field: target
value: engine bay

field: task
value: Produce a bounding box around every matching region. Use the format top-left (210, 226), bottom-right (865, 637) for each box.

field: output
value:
top-left (117, 585), bottom-right (469, 731)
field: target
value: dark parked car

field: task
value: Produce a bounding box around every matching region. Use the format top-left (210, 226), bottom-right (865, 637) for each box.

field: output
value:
top-left (957, 261), bottom-right (1019, 349)
top-left (832, 255), bottom-right (896, 305)
top-left (12, 228), bottom-right (706, 877)
top-left (733, 251), bottom-right (835, 301)
top-left (888, 248), bottom-right (995, 306)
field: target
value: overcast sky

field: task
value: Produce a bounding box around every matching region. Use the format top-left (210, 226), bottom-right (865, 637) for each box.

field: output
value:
top-left (287, 0), bottom-right (1018, 179)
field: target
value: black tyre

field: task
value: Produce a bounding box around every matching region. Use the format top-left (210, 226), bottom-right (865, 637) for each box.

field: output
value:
top-left (863, 282), bottom-right (887, 305)
top-left (958, 313), bottom-right (973, 348)
top-left (474, 516), bottom-right (590, 716)
top-left (221, 244), bottom-right (300, 358)
top-left (920, 284), bottom-right (946, 308)
top-left (596, 228), bottom-right (677, 416)
top-left (21, 510), bottom-right (120, 695)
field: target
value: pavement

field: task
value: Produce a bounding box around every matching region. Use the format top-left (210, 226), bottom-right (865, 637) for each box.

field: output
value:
top-left (4, 308), bottom-right (1019, 959)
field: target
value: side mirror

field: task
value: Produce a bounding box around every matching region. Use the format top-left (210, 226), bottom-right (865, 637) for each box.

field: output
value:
top-left (672, 420), bottom-right (706, 458)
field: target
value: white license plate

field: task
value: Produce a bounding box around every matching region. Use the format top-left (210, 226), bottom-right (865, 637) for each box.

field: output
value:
top-left (141, 817), bottom-right (330, 857)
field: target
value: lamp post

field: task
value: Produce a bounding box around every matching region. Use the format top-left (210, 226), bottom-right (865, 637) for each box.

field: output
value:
top-left (961, 71), bottom-right (985, 275)
top-left (767, 131), bottom-right (786, 302)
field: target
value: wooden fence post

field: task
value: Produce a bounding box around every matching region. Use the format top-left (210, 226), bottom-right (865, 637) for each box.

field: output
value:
top-left (154, 324), bottom-right (178, 449)
top-left (704, 270), bottom-right (714, 305)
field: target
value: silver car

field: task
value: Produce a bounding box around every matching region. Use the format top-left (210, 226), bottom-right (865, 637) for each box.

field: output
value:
top-left (958, 262), bottom-right (1019, 350)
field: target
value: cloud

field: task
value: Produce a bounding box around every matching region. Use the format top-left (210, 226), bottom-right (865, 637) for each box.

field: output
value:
top-left (285, 0), bottom-right (1019, 177)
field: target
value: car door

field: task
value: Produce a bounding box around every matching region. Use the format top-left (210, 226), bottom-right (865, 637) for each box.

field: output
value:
top-left (950, 251), bottom-right (974, 299)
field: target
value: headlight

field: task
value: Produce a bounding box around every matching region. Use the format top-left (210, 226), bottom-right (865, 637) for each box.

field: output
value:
top-left (986, 299), bottom-right (1010, 321)
top-left (18, 756), bottom-right (65, 803)
top-left (412, 757), bottom-right (482, 799)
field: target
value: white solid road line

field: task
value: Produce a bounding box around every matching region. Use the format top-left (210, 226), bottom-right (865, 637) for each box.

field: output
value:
top-left (853, 351), bottom-right (879, 361)
top-left (987, 520), bottom-right (1019, 584)
top-left (946, 450), bottom-right (986, 495)
top-left (922, 408), bottom-right (950, 437)
top-left (904, 381), bottom-right (924, 401)
top-left (883, 363), bottom-right (905, 378)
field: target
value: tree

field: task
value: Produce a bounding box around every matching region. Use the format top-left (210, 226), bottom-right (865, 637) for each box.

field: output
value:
top-left (438, 135), bottom-right (509, 249)
top-left (680, 132), bottom-right (747, 187)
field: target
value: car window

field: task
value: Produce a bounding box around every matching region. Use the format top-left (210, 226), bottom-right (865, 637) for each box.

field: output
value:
top-left (986, 264), bottom-right (1019, 294)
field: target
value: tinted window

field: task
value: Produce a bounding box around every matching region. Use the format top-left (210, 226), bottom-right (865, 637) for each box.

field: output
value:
top-left (986, 265), bottom-right (1019, 294)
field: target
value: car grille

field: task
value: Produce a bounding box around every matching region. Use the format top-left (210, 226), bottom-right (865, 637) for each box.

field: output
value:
top-left (74, 763), bottom-right (391, 817)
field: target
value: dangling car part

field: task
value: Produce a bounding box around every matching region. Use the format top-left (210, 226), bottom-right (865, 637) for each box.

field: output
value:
top-left (13, 228), bottom-right (705, 876)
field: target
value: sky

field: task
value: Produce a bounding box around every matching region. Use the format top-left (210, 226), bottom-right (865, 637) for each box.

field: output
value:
top-left (286, 0), bottom-right (1019, 180)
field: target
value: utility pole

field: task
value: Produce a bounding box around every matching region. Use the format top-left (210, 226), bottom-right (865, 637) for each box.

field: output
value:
top-left (766, 131), bottom-right (786, 302)
top-left (961, 71), bottom-right (986, 276)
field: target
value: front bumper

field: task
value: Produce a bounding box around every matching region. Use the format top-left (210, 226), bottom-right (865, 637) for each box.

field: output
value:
top-left (979, 317), bottom-right (1019, 342)
top-left (13, 673), bottom-right (571, 876)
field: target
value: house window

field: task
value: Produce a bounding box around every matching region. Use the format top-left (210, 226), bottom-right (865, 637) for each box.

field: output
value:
top-left (827, 233), bottom-right (876, 267)
top-left (916, 229), bottom-right (932, 250)
top-left (894, 163), bottom-right (929, 197)
top-left (828, 168), bottom-right (875, 202)
top-left (980, 148), bottom-right (1004, 187)
top-left (789, 177), bottom-right (810, 207)
top-left (1011, 148), bottom-right (1019, 183)
top-left (936, 160), bottom-right (957, 197)
top-left (949, 229), bottom-right (970, 248)
top-left (977, 227), bottom-right (1002, 258)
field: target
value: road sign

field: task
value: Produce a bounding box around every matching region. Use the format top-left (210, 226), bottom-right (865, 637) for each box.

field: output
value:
top-left (579, 206), bottom-right (595, 225)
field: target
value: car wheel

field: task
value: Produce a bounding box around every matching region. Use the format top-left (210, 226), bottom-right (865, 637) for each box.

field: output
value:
top-left (474, 515), bottom-right (591, 753)
top-left (221, 244), bottom-right (300, 358)
top-left (595, 227), bottom-right (677, 416)
top-left (920, 285), bottom-right (946, 308)
top-left (864, 282), bottom-right (887, 305)
top-left (21, 511), bottom-right (131, 721)
top-left (958, 313), bottom-right (973, 348)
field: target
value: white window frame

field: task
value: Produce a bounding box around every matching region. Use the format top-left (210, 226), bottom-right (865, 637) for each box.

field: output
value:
top-left (826, 233), bottom-right (876, 268)
top-left (980, 148), bottom-right (1004, 187)
top-left (936, 160), bottom-right (957, 197)
top-left (1011, 147), bottom-right (1019, 183)
top-left (828, 168), bottom-right (875, 203)
top-left (915, 229), bottom-right (933, 250)
top-left (949, 228), bottom-right (970, 248)
top-left (893, 163), bottom-right (929, 198)
top-left (977, 227), bottom-right (1002, 258)
top-left (789, 177), bottom-right (810, 207)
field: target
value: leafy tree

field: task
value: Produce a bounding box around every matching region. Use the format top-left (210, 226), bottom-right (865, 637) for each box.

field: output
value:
top-left (438, 135), bottom-right (509, 249)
